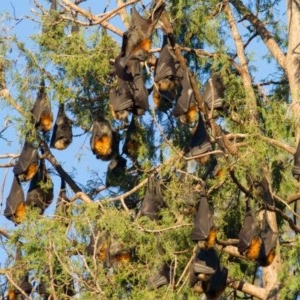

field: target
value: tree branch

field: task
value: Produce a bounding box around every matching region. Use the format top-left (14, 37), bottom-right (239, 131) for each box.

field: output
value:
top-left (230, 0), bottom-right (286, 70)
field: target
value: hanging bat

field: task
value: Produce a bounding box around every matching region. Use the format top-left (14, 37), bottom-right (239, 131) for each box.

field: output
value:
top-left (50, 103), bottom-right (73, 150)
top-left (55, 177), bottom-right (70, 221)
top-left (173, 68), bottom-right (198, 124)
top-left (109, 239), bottom-right (132, 265)
top-left (190, 194), bottom-right (217, 249)
top-left (190, 248), bottom-right (217, 287)
top-left (114, 47), bottom-right (142, 81)
top-left (105, 154), bottom-right (127, 187)
top-left (147, 263), bottom-right (170, 290)
top-left (8, 246), bottom-right (33, 299)
top-left (139, 176), bottom-right (165, 220)
top-left (25, 159), bottom-right (54, 214)
top-left (154, 35), bottom-right (182, 89)
top-left (202, 73), bottom-right (225, 110)
top-left (257, 211), bottom-right (278, 267)
top-left (202, 265), bottom-right (228, 299)
top-left (237, 201), bottom-right (262, 261)
top-left (131, 74), bottom-right (149, 116)
top-left (188, 113), bottom-right (212, 164)
top-left (293, 139), bottom-right (300, 179)
top-left (86, 230), bottom-right (111, 267)
top-left (123, 116), bottom-right (142, 160)
top-left (90, 117), bottom-right (119, 161)
top-left (13, 141), bottom-right (39, 182)
top-left (124, 3), bottom-right (165, 61)
top-left (31, 79), bottom-right (53, 132)
top-left (109, 79), bottom-right (134, 122)
top-left (4, 175), bottom-right (26, 224)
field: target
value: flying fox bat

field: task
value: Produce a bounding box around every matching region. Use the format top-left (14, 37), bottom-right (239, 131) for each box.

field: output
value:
top-left (8, 246), bottom-right (33, 299)
top-left (139, 176), bottom-right (165, 220)
top-left (4, 175), bottom-right (26, 224)
top-left (109, 79), bottom-right (134, 122)
top-left (109, 239), bottom-right (133, 265)
top-left (153, 36), bottom-right (183, 112)
top-left (257, 211), bottom-right (278, 267)
top-left (189, 248), bottom-right (217, 287)
top-left (131, 74), bottom-right (149, 116)
top-left (123, 116), bottom-right (142, 160)
top-left (202, 265), bottom-right (228, 300)
top-left (173, 68), bottom-right (198, 124)
top-left (86, 230), bottom-right (111, 267)
top-left (188, 113), bottom-right (212, 164)
top-left (105, 155), bottom-right (127, 187)
top-left (25, 159), bottom-right (54, 214)
top-left (55, 178), bottom-right (70, 221)
top-left (148, 263), bottom-right (171, 290)
top-left (90, 117), bottom-right (119, 161)
top-left (50, 103), bottom-right (73, 150)
top-left (293, 139), bottom-right (300, 179)
top-left (114, 3), bottom-right (165, 84)
top-left (202, 73), bottom-right (225, 111)
top-left (237, 201), bottom-right (262, 261)
top-left (32, 79), bottom-right (53, 132)
top-left (124, 3), bottom-right (165, 60)
top-left (114, 49), bottom-right (142, 81)
top-left (190, 195), bottom-right (217, 249)
top-left (13, 141), bottom-right (39, 182)
top-left (154, 36), bottom-right (182, 87)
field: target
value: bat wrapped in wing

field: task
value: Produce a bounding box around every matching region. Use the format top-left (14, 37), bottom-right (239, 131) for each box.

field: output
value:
top-left (190, 194), bottom-right (217, 249)
top-left (4, 175), bottom-right (26, 224)
top-left (90, 116), bottom-right (120, 161)
top-left (31, 79), bottom-right (53, 132)
top-left (50, 103), bottom-right (73, 150)
top-left (13, 141), bottom-right (39, 182)
top-left (25, 159), bottom-right (54, 214)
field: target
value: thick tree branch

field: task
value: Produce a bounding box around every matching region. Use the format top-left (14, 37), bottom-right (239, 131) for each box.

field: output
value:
top-left (230, 0), bottom-right (286, 70)
top-left (224, 1), bottom-right (258, 124)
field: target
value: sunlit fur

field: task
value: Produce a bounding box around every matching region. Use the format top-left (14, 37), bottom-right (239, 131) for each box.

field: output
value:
top-left (112, 251), bottom-right (131, 264)
top-left (259, 248), bottom-right (276, 267)
top-left (94, 135), bottom-right (112, 157)
top-left (40, 112), bottom-right (53, 132)
top-left (125, 137), bottom-right (140, 159)
top-left (206, 227), bottom-right (217, 249)
top-left (8, 289), bottom-right (16, 300)
top-left (98, 242), bottom-right (108, 262)
top-left (14, 202), bottom-right (26, 224)
top-left (133, 38), bottom-right (151, 53)
top-left (54, 138), bottom-right (70, 150)
top-left (157, 78), bottom-right (176, 91)
top-left (179, 103), bottom-right (198, 125)
top-left (24, 163), bottom-right (39, 181)
top-left (246, 236), bottom-right (262, 260)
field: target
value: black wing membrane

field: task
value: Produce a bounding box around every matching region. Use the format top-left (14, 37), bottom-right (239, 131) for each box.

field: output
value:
top-left (190, 194), bottom-right (216, 248)
top-left (106, 155), bottom-right (127, 187)
top-left (50, 103), bottom-right (73, 150)
top-left (202, 73), bottom-right (225, 110)
top-left (188, 113), bottom-right (212, 160)
top-left (4, 175), bottom-right (26, 224)
top-left (25, 159), bottom-right (54, 214)
top-left (13, 141), bottom-right (39, 182)
top-left (257, 211), bottom-right (278, 266)
top-left (140, 176), bottom-right (165, 220)
top-left (173, 68), bottom-right (198, 124)
top-left (293, 138), bottom-right (300, 179)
